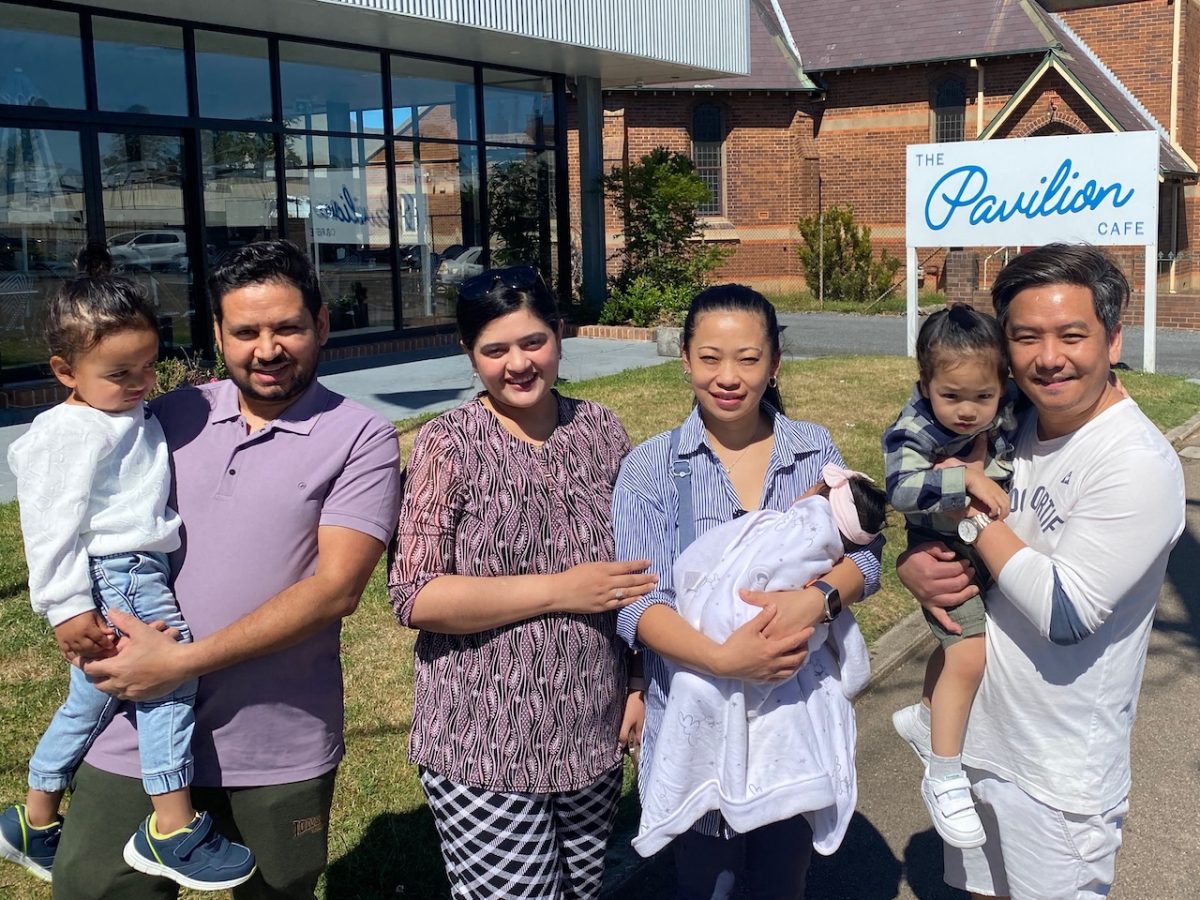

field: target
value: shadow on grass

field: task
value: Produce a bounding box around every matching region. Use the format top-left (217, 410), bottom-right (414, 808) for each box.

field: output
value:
top-left (325, 806), bottom-right (449, 900)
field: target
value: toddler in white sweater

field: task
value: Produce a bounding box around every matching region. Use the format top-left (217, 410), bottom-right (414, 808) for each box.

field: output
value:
top-left (1, 271), bottom-right (255, 891)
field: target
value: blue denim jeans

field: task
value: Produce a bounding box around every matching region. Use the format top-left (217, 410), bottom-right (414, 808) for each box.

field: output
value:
top-left (28, 551), bottom-right (197, 796)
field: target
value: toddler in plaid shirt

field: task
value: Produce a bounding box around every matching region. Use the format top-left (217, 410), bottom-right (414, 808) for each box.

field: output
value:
top-left (882, 304), bottom-right (1019, 850)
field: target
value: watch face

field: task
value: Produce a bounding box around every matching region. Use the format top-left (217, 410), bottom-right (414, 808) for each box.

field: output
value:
top-left (957, 517), bottom-right (979, 544)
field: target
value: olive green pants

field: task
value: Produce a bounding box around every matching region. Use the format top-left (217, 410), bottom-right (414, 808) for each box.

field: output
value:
top-left (52, 762), bottom-right (337, 900)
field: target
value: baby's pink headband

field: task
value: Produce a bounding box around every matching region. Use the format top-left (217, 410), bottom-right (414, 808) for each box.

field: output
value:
top-left (822, 463), bottom-right (880, 546)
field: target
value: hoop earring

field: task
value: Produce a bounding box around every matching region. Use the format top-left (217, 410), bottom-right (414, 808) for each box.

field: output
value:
top-left (682, 369), bottom-right (691, 382)
top-left (768, 376), bottom-right (778, 388)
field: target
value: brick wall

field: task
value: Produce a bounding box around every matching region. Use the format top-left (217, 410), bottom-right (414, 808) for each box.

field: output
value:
top-left (1055, 0), bottom-right (1175, 130)
top-left (563, 1), bottom-right (1200, 326)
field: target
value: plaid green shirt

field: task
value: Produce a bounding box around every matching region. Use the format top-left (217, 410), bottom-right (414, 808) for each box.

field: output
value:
top-left (882, 381), bottom-right (1020, 537)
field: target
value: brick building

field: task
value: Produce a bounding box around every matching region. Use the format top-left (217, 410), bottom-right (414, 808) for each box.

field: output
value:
top-left (571, 0), bottom-right (1200, 328)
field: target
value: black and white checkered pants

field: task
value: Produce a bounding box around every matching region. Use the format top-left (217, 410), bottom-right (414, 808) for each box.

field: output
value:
top-left (419, 765), bottom-right (623, 900)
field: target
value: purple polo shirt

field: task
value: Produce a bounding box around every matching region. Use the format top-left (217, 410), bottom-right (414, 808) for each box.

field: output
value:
top-left (86, 379), bottom-right (400, 786)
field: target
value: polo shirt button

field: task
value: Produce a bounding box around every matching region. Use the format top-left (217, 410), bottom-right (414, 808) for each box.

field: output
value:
top-left (228, 468), bottom-right (236, 475)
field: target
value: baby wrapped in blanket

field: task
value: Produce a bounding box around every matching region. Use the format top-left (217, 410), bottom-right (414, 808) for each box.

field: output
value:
top-left (634, 464), bottom-right (885, 857)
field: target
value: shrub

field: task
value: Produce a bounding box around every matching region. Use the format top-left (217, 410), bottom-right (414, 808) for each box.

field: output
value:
top-left (601, 148), bottom-right (729, 324)
top-left (151, 351), bottom-right (223, 398)
top-left (797, 204), bottom-right (901, 305)
top-left (599, 275), bottom-right (694, 328)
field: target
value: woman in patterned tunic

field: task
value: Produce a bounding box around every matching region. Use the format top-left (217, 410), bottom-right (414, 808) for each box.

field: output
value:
top-left (612, 285), bottom-right (884, 900)
top-left (389, 266), bottom-right (655, 899)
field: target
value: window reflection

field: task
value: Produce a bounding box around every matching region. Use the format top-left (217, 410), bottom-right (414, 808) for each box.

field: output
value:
top-left (195, 31), bottom-right (273, 122)
top-left (93, 18), bottom-right (187, 116)
top-left (482, 71), bottom-right (554, 146)
top-left (486, 147), bottom-right (553, 279)
top-left (201, 130), bottom-right (277, 265)
top-left (0, 4), bottom-right (85, 110)
top-left (0, 127), bottom-right (85, 370)
top-left (280, 42), bottom-right (384, 135)
top-left (285, 133), bottom-right (393, 334)
top-left (391, 57), bottom-right (476, 142)
top-left (395, 141), bottom-right (479, 325)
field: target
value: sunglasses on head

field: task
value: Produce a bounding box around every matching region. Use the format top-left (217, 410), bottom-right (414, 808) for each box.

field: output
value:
top-left (458, 264), bottom-right (545, 302)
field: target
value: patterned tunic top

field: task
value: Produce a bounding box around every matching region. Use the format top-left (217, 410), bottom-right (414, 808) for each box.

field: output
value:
top-left (613, 404), bottom-right (883, 837)
top-left (389, 393), bottom-right (632, 793)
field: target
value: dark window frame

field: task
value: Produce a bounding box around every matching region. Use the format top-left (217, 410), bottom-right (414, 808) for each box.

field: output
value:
top-left (691, 101), bottom-right (725, 217)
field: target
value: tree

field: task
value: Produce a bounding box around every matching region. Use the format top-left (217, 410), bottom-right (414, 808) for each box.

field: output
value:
top-left (797, 204), bottom-right (901, 305)
top-left (600, 147), bottom-right (727, 325)
top-left (487, 155), bottom-right (547, 269)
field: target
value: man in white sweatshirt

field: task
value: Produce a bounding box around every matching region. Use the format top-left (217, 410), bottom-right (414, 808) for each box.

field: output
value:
top-left (896, 243), bottom-right (1186, 900)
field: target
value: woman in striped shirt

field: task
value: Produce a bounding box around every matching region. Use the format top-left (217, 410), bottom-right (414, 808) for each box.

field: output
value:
top-left (613, 284), bottom-right (884, 900)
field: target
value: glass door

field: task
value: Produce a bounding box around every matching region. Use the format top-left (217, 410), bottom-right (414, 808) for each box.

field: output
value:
top-left (0, 124), bottom-right (87, 374)
top-left (98, 129), bottom-right (194, 351)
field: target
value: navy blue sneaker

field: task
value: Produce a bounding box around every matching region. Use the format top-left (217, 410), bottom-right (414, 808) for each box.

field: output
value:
top-left (0, 803), bottom-right (61, 883)
top-left (122, 811), bottom-right (256, 891)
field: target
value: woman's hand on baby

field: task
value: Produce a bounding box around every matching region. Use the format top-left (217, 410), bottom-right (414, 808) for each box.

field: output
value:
top-left (553, 560), bottom-right (658, 614)
top-left (54, 610), bottom-right (116, 661)
top-left (740, 585), bottom-right (825, 640)
top-left (714, 605), bottom-right (812, 682)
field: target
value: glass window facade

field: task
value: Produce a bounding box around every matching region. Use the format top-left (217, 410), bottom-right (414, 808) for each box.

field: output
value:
top-left (195, 31), bottom-right (273, 122)
top-left (0, 5), bottom-right (566, 380)
top-left (93, 18), bottom-right (187, 116)
top-left (0, 4), bottom-right (85, 109)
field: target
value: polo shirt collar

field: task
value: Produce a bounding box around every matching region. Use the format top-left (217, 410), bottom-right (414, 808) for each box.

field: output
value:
top-left (208, 377), bottom-right (327, 436)
top-left (675, 402), bottom-right (820, 461)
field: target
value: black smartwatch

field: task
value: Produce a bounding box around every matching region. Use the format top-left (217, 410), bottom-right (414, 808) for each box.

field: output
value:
top-left (812, 580), bottom-right (842, 623)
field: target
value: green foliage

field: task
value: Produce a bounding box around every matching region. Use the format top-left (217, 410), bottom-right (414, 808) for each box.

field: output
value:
top-left (598, 275), bottom-right (694, 327)
top-left (600, 148), bottom-right (728, 324)
top-left (797, 204), bottom-right (901, 305)
top-left (488, 156), bottom-right (547, 269)
top-left (151, 351), bottom-right (219, 398)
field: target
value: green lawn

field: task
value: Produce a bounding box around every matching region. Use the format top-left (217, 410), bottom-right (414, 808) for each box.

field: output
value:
top-left (2, 358), bottom-right (1198, 899)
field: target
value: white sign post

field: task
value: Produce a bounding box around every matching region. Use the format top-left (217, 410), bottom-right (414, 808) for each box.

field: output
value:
top-left (905, 131), bottom-right (1160, 370)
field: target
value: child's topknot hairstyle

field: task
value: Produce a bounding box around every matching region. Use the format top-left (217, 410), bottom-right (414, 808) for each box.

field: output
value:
top-left (916, 303), bottom-right (1008, 386)
top-left (47, 274), bottom-right (158, 363)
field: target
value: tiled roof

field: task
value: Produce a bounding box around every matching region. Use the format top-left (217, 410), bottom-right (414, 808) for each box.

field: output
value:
top-left (638, 0), bottom-right (1052, 91)
top-left (794, 0), bottom-right (1054, 73)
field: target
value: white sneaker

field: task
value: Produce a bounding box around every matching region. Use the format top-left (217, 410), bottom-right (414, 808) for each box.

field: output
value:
top-left (892, 703), bottom-right (932, 766)
top-left (921, 771), bottom-right (986, 849)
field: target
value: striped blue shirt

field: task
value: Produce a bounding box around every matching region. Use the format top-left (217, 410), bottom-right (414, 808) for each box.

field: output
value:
top-left (613, 404), bottom-right (883, 837)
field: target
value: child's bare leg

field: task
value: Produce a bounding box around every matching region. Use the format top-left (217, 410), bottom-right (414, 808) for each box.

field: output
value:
top-left (23, 789), bottom-right (63, 827)
top-left (921, 646), bottom-right (945, 709)
top-left (930, 635), bottom-right (986, 759)
top-left (150, 789), bottom-right (196, 834)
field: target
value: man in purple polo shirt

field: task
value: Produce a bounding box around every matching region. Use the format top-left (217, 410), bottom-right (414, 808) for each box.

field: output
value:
top-left (52, 240), bottom-right (401, 899)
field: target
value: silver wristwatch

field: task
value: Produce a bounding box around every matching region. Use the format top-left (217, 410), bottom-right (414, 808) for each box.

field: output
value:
top-left (812, 579), bottom-right (842, 623)
top-left (957, 512), bottom-right (994, 545)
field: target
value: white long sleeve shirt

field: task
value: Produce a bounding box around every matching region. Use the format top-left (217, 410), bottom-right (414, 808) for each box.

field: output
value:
top-left (964, 398), bottom-right (1185, 815)
top-left (8, 402), bottom-right (180, 627)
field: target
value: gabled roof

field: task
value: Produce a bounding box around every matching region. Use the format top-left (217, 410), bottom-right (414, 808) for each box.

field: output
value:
top-left (981, 5), bottom-right (1196, 175)
top-left (790, 0), bottom-right (1054, 73)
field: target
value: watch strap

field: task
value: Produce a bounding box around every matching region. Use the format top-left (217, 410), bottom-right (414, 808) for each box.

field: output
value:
top-left (813, 579), bottom-right (842, 623)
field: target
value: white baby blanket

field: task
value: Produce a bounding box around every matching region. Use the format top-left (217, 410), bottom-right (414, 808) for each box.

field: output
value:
top-left (634, 495), bottom-right (870, 857)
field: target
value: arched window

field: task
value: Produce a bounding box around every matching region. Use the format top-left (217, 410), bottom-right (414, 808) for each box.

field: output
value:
top-left (933, 78), bottom-right (966, 143)
top-left (692, 103), bottom-right (724, 216)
